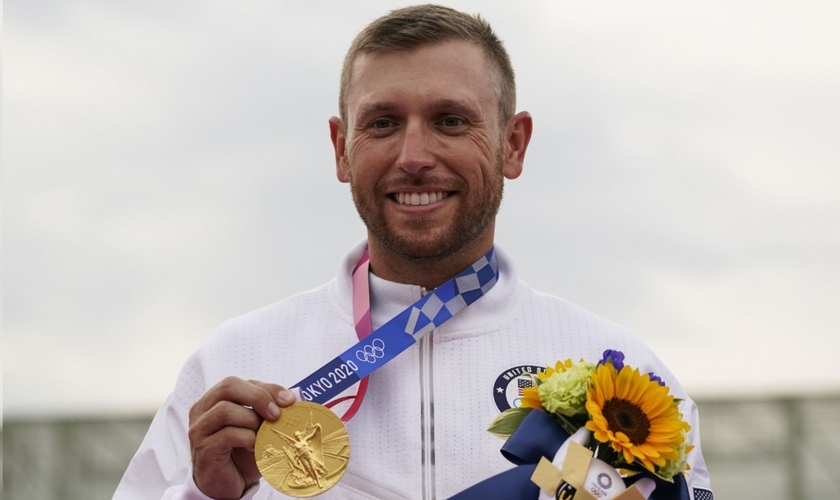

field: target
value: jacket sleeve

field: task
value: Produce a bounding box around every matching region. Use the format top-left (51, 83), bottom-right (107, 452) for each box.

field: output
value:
top-left (681, 398), bottom-right (715, 500)
top-left (111, 352), bottom-right (265, 500)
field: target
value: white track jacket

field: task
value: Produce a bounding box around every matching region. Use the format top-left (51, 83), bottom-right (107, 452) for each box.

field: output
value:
top-left (114, 242), bottom-right (713, 500)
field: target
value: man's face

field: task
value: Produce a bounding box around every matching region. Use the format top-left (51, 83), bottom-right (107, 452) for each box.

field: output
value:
top-left (334, 41), bottom-right (518, 262)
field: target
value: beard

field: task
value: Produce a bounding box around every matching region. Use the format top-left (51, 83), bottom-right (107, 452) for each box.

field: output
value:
top-left (347, 152), bottom-right (506, 263)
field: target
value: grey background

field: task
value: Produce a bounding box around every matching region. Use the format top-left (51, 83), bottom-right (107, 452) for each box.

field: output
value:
top-left (4, 0), bottom-right (839, 438)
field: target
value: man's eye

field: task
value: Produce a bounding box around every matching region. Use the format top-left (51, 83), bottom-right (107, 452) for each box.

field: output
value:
top-left (370, 119), bottom-right (393, 129)
top-left (440, 116), bottom-right (466, 127)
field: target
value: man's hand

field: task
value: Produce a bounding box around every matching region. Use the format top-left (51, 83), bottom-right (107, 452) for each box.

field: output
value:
top-left (188, 377), bottom-right (296, 500)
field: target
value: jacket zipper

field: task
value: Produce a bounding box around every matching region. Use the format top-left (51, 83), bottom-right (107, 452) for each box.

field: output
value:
top-left (419, 287), bottom-right (436, 500)
top-left (419, 330), bottom-right (435, 500)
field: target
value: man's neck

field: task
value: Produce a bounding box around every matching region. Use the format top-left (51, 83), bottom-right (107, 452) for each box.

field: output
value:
top-left (366, 235), bottom-right (494, 290)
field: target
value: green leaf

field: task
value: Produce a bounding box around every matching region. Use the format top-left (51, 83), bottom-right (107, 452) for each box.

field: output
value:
top-left (611, 458), bottom-right (677, 483)
top-left (487, 407), bottom-right (534, 439)
top-left (652, 471), bottom-right (676, 483)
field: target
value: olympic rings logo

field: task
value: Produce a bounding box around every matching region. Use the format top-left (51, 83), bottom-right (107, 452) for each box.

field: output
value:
top-left (356, 338), bottom-right (385, 364)
top-left (280, 415), bottom-right (302, 429)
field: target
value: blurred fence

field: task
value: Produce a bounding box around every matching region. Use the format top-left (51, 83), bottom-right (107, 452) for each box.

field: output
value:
top-left (3, 395), bottom-right (840, 500)
top-left (2, 416), bottom-right (152, 500)
top-left (697, 395), bottom-right (840, 499)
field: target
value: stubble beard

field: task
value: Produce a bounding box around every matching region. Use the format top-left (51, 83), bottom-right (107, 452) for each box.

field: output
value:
top-left (347, 154), bottom-right (505, 264)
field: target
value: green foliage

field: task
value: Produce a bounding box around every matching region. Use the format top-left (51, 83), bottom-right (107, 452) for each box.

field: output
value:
top-left (487, 407), bottom-right (533, 439)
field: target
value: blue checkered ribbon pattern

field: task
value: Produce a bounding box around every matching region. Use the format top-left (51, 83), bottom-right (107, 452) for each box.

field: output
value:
top-left (693, 489), bottom-right (714, 500)
top-left (294, 248), bottom-right (499, 404)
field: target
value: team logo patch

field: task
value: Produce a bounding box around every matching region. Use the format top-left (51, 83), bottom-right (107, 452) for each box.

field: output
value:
top-left (492, 365), bottom-right (546, 412)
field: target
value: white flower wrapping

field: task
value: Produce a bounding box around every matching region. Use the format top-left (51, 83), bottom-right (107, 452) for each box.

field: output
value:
top-left (537, 428), bottom-right (656, 500)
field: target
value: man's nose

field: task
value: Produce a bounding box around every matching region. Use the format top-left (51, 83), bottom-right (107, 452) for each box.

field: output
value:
top-left (396, 121), bottom-right (435, 175)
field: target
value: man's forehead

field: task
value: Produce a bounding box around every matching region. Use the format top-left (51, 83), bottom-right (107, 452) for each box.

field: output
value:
top-left (354, 97), bottom-right (484, 123)
top-left (345, 41), bottom-right (502, 112)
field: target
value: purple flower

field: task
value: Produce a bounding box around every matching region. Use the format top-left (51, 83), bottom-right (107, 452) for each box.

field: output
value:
top-left (648, 372), bottom-right (666, 386)
top-left (599, 349), bottom-right (625, 371)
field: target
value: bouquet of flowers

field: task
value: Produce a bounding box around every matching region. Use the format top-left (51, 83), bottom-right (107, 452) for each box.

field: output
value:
top-left (488, 350), bottom-right (693, 483)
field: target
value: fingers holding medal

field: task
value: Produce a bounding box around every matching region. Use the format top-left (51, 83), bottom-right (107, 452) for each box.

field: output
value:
top-left (188, 377), bottom-right (296, 499)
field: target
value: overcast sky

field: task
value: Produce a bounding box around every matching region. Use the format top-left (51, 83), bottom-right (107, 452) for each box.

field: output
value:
top-left (5, 0), bottom-right (840, 418)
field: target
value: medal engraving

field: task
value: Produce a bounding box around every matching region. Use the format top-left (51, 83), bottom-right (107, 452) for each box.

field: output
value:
top-left (255, 401), bottom-right (350, 497)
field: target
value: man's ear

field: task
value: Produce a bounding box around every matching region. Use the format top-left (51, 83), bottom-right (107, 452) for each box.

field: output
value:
top-left (329, 116), bottom-right (350, 183)
top-left (502, 111), bottom-right (533, 180)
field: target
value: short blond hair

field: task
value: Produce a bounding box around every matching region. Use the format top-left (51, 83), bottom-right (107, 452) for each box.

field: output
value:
top-left (339, 4), bottom-right (516, 128)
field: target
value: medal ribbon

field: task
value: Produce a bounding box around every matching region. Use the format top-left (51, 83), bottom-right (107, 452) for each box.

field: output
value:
top-left (322, 251), bottom-right (373, 422)
top-left (291, 246), bottom-right (499, 409)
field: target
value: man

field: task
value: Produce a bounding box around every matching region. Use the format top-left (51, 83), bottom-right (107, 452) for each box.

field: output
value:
top-left (115, 5), bottom-right (713, 500)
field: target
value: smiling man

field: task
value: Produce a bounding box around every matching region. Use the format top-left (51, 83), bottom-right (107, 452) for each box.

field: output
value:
top-left (330, 37), bottom-right (529, 289)
top-left (115, 5), bottom-right (713, 500)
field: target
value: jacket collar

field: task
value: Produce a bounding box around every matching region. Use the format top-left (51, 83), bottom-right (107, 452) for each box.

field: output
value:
top-left (334, 240), bottom-right (520, 337)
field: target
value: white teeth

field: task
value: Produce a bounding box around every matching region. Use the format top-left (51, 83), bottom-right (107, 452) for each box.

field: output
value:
top-left (395, 191), bottom-right (448, 206)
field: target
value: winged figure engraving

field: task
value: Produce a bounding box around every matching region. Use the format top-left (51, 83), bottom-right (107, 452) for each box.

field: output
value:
top-left (257, 409), bottom-right (351, 493)
top-left (272, 413), bottom-right (329, 488)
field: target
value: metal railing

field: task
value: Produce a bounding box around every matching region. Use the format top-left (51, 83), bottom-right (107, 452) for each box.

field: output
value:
top-left (2, 417), bottom-right (152, 500)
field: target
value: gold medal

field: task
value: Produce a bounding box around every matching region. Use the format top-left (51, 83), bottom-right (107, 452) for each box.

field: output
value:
top-left (255, 401), bottom-right (351, 497)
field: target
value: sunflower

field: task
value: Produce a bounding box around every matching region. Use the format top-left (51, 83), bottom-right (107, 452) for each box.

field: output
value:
top-left (585, 362), bottom-right (690, 474)
top-left (519, 360), bottom-right (574, 409)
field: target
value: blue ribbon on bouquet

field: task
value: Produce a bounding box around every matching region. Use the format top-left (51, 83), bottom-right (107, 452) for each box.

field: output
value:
top-left (448, 410), bottom-right (690, 500)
